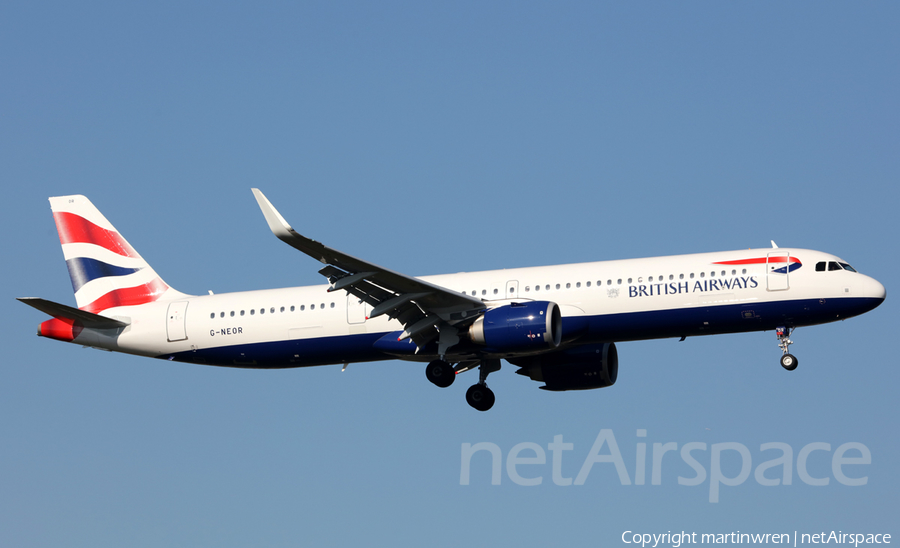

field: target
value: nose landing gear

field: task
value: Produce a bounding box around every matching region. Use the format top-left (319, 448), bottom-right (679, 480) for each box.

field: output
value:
top-left (776, 327), bottom-right (798, 371)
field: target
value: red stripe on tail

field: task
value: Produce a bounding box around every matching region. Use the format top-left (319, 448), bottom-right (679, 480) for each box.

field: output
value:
top-left (53, 212), bottom-right (139, 258)
top-left (80, 278), bottom-right (169, 313)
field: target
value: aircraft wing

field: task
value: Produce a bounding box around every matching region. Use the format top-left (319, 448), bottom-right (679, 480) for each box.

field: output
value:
top-left (252, 189), bottom-right (486, 351)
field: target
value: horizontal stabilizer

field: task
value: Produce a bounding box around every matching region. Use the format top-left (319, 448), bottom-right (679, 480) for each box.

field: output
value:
top-left (17, 297), bottom-right (130, 328)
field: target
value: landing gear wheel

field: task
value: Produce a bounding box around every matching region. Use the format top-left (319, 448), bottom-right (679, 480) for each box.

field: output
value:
top-left (466, 384), bottom-right (495, 412)
top-left (425, 360), bottom-right (455, 388)
top-left (775, 327), bottom-right (798, 371)
top-left (780, 353), bottom-right (798, 371)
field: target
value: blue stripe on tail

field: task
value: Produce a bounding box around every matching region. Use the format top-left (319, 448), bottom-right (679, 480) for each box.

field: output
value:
top-left (65, 258), bottom-right (142, 292)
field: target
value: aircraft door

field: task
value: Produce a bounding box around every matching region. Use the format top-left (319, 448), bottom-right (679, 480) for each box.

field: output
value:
top-left (347, 295), bottom-right (370, 325)
top-left (766, 252), bottom-right (791, 291)
top-left (166, 301), bottom-right (189, 341)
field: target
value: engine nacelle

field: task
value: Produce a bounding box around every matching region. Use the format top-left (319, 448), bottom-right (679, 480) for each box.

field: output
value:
top-left (511, 342), bottom-right (618, 391)
top-left (468, 301), bottom-right (562, 353)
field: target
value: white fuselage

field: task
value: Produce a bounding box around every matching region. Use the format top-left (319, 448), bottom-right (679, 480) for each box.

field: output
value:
top-left (78, 247), bottom-right (885, 369)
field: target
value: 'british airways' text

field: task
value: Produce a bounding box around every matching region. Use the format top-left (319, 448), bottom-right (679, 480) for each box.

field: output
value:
top-left (629, 276), bottom-right (758, 298)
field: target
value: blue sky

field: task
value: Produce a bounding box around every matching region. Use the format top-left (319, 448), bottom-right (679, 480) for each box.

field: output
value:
top-left (2, 2), bottom-right (898, 546)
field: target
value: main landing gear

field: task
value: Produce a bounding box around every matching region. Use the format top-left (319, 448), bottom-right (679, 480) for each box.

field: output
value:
top-left (424, 358), bottom-right (500, 412)
top-left (466, 384), bottom-right (494, 412)
top-left (425, 359), bottom-right (455, 388)
top-left (465, 359), bottom-right (500, 412)
top-left (776, 327), bottom-right (798, 371)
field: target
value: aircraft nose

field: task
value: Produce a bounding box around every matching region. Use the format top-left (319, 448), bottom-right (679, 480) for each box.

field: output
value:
top-left (865, 275), bottom-right (886, 305)
top-left (872, 278), bottom-right (886, 301)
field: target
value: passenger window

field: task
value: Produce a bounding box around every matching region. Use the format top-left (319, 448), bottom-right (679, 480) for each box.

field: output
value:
top-left (690, 273), bottom-right (695, 279)
top-left (301, 305), bottom-right (305, 311)
top-left (628, 278), bottom-right (632, 284)
top-left (576, 282), bottom-right (581, 288)
top-left (320, 303), bottom-right (325, 309)
top-left (742, 269), bottom-right (747, 275)
top-left (280, 306), bottom-right (285, 313)
top-left (731, 270), bottom-right (736, 275)
top-left (210, 313), bottom-right (215, 319)
top-left (493, 288), bottom-right (498, 295)
top-left (482, 290), bottom-right (487, 296)
top-left (586, 281), bottom-right (591, 287)
top-left (260, 308), bottom-right (264, 315)
top-left (648, 277), bottom-right (653, 282)
top-left (230, 311), bottom-right (235, 317)
top-left (290, 306), bottom-right (295, 312)
top-left (240, 310), bottom-right (245, 316)
top-left (270, 307), bottom-right (275, 313)
top-left (679, 274), bottom-right (684, 280)
top-left (250, 309), bottom-right (255, 315)
top-left (566, 283), bottom-right (571, 289)
top-left (556, 284), bottom-right (560, 290)
top-left (700, 272), bottom-right (705, 278)
top-left (310, 304), bottom-right (315, 310)
top-left (535, 285), bottom-right (540, 292)
top-left (607, 280), bottom-right (612, 285)
top-left (617, 279), bottom-right (622, 285)
top-left (331, 303), bottom-right (335, 308)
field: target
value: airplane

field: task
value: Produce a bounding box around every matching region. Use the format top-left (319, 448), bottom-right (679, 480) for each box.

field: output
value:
top-left (19, 191), bottom-right (886, 411)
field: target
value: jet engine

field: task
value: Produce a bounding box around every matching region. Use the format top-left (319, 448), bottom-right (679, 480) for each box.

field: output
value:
top-left (511, 342), bottom-right (618, 391)
top-left (468, 301), bottom-right (562, 353)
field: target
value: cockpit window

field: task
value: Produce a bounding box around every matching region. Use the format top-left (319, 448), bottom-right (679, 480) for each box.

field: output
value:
top-left (818, 261), bottom-right (858, 273)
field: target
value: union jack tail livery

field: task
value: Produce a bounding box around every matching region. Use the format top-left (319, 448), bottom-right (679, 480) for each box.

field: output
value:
top-left (49, 195), bottom-right (184, 313)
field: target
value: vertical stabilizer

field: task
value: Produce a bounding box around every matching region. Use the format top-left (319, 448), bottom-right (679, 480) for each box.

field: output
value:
top-left (49, 195), bottom-right (188, 313)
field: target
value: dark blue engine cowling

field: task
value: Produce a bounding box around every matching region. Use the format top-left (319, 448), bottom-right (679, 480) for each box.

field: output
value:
top-left (468, 301), bottom-right (562, 353)
top-left (510, 343), bottom-right (618, 391)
